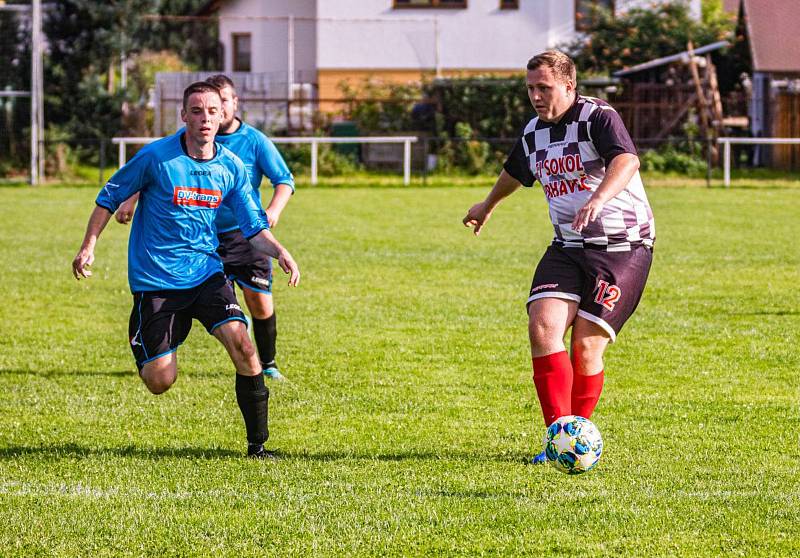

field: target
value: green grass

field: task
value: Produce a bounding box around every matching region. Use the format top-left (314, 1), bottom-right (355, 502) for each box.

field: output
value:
top-left (0, 181), bottom-right (799, 556)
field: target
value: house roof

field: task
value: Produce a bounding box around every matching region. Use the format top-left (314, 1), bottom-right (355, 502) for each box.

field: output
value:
top-left (612, 41), bottom-right (729, 77)
top-left (727, 0), bottom-right (800, 73)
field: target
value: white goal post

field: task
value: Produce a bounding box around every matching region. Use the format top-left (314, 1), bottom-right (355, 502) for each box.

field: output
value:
top-left (112, 136), bottom-right (419, 185)
top-left (717, 137), bottom-right (800, 187)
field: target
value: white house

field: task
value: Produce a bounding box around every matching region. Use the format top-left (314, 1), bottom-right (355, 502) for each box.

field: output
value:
top-left (202, 0), bottom-right (702, 106)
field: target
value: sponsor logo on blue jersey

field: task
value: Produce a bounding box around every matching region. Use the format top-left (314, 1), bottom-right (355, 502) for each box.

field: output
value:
top-left (173, 187), bottom-right (222, 208)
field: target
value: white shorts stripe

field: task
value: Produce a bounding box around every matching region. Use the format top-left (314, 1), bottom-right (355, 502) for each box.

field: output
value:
top-left (576, 310), bottom-right (617, 342)
top-left (527, 291), bottom-right (581, 305)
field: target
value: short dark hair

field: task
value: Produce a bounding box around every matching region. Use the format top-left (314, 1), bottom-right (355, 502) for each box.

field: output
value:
top-left (527, 50), bottom-right (576, 84)
top-left (182, 81), bottom-right (221, 109)
top-left (206, 74), bottom-right (236, 94)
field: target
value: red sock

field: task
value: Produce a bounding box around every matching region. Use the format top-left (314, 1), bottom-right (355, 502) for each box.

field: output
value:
top-left (532, 351), bottom-right (573, 427)
top-left (571, 371), bottom-right (604, 419)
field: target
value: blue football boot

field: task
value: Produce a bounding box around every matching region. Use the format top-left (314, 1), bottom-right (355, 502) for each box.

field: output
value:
top-left (531, 450), bottom-right (548, 465)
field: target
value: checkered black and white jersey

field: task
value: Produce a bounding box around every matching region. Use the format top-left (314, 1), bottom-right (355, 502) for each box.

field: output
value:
top-left (504, 95), bottom-right (655, 251)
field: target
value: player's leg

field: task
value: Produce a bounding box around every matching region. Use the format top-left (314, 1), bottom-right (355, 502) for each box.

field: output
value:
top-left (528, 297), bottom-right (579, 426)
top-left (140, 353), bottom-right (179, 395)
top-left (218, 229), bottom-right (283, 380)
top-left (213, 321), bottom-right (271, 459)
top-left (193, 272), bottom-right (271, 458)
top-left (570, 244), bottom-right (654, 420)
top-left (241, 286), bottom-right (284, 380)
top-left (569, 317), bottom-right (610, 419)
top-left (129, 290), bottom-right (192, 396)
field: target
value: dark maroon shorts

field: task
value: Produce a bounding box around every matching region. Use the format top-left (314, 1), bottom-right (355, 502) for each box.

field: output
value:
top-left (128, 272), bottom-right (246, 369)
top-left (527, 244), bottom-right (653, 341)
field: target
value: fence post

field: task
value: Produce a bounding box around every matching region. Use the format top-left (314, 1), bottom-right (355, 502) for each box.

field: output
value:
top-left (723, 140), bottom-right (731, 188)
top-left (706, 136), bottom-right (712, 188)
top-left (118, 140), bottom-right (126, 169)
top-left (99, 138), bottom-right (106, 187)
top-left (403, 139), bottom-right (411, 185)
top-left (311, 139), bottom-right (318, 185)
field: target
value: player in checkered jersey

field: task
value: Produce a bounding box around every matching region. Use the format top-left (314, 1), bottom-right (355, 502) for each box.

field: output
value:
top-left (463, 50), bottom-right (654, 464)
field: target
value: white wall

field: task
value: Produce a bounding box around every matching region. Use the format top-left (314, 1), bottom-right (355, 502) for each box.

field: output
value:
top-left (219, 0), bottom-right (317, 79)
top-left (215, 0), bottom-right (703, 75)
top-left (315, 0), bottom-right (573, 71)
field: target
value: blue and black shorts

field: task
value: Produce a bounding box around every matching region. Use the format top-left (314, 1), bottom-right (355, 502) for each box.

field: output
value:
top-left (216, 229), bottom-right (273, 294)
top-left (128, 272), bottom-right (247, 369)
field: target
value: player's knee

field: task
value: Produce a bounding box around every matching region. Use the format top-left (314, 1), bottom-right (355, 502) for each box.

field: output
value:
top-left (528, 316), bottom-right (561, 348)
top-left (142, 375), bottom-right (174, 395)
top-left (233, 332), bottom-right (257, 361)
top-left (140, 364), bottom-right (176, 395)
top-left (571, 337), bottom-right (606, 373)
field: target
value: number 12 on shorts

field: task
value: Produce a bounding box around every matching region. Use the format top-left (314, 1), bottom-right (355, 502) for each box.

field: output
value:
top-left (594, 279), bottom-right (621, 311)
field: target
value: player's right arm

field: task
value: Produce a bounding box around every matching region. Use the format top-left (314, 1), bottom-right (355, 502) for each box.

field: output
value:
top-left (462, 169), bottom-right (522, 236)
top-left (74, 147), bottom-right (151, 279)
top-left (72, 206), bottom-right (113, 280)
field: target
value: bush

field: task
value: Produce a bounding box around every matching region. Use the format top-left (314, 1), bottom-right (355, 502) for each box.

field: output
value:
top-left (278, 143), bottom-right (362, 177)
top-left (640, 145), bottom-right (707, 176)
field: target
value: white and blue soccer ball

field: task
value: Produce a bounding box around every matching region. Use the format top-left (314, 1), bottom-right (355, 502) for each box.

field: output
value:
top-left (543, 415), bottom-right (603, 475)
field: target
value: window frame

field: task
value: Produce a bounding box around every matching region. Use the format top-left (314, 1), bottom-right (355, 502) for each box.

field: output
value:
top-left (232, 32), bottom-right (252, 72)
top-left (393, 0), bottom-right (468, 9)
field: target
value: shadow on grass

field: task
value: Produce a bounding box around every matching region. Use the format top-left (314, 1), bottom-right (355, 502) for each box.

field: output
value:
top-left (0, 368), bottom-right (135, 378)
top-left (0, 444), bottom-right (526, 463)
top-left (275, 448), bottom-right (525, 464)
top-left (0, 443), bottom-right (240, 460)
top-left (727, 310), bottom-right (800, 316)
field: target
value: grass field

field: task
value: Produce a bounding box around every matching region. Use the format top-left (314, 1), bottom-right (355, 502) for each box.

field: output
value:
top-left (0, 180), bottom-right (798, 556)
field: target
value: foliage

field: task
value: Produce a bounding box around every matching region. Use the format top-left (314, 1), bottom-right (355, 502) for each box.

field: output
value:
top-left (42, 0), bottom-right (215, 143)
top-left (278, 143), bottom-right (363, 177)
top-left (424, 76), bottom-right (531, 140)
top-left (338, 78), bottom-right (419, 133)
top-left (561, 1), bottom-right (735, 78)
top-left (640, 145), bottom-right (707, 176)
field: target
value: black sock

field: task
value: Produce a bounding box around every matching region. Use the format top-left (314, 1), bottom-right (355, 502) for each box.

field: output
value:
top-left (252, 314), bottom-right (277, 368)
top-left (235, 373), bottom-right (269, 445)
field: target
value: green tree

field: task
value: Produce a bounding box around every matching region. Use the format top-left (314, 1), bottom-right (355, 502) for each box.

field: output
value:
top-left (561, 1), bottom-right (735, 78)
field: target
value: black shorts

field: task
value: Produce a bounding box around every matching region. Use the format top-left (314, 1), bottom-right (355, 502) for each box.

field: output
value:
top-left (128, 272), bottom-right (247, 369)
top-left (527, 244), bottom-right (653, 341)
top-left (217, 229), bottom-right (273, 294)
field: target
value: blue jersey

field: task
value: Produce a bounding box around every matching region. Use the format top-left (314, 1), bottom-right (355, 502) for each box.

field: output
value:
top-left (213, 120), bottom-right (295, 233)
top-left (96, 132), bottom-right (269, 292)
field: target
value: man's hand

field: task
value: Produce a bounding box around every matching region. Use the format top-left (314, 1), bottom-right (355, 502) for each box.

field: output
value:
top-left (462, 201), bottom-right (493, 236)
top-left (265, 208), bottom-right (281, 229)
top-left (277, 250), bottom-right (300, 286)
top-left (115, 196), bottom-right (138, 224)
top-left (72, 247), bottom-right (95, 280)
top-left (572, 197), bottom-right (605, 233)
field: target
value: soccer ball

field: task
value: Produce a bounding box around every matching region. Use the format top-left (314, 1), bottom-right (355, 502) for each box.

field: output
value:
top-left (543, 415), bottom-right (603, 475)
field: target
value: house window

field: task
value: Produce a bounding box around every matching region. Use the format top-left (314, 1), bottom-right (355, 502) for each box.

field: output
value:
top-left (500, 0), bottom-right (519, 8)
top-left (394, 0), bottom-right (468, 8)
top-left (575, 0), bottom-right (613, 31)
top-left (232, 33), bottom-right (251, 72)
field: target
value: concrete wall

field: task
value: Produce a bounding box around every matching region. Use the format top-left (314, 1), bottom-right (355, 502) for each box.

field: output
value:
top-left (218, 0), bottom-right (317, 80)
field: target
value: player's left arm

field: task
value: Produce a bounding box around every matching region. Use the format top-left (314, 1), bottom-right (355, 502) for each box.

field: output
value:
top-left (264, 183), bottom-right (293, 228)
top-left (572, 107), bottom-right (640, 233)
top-left (248, 229), bottom-right (300, 286)
top-left (257, 135), bottom-right (295, 228)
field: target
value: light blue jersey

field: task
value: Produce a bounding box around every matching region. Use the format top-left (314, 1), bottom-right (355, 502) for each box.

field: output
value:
top-left (96, 132), bottom-right (269, 292)
top-left (214, 120), bottom-right (295, 233)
